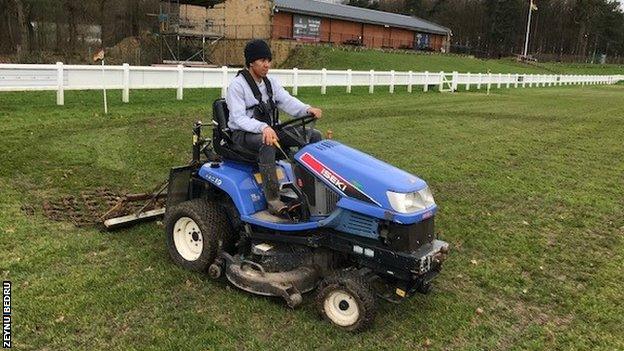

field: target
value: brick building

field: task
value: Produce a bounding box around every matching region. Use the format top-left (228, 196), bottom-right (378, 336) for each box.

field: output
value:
top-left (204, 0), bottom-right (451, 52)
top-left (270, 0), bottom-right (451, 51)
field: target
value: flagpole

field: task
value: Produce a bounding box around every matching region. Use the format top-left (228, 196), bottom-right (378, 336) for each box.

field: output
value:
top-left (523, 0), bottom-right (533, 57)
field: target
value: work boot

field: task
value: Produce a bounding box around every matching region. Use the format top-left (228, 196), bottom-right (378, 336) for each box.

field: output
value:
top-left (259, 163), bottom-right (288, 216)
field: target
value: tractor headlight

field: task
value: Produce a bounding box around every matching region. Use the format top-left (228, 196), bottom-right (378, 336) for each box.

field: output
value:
top-left (386, 187), bottom-right (436, 213)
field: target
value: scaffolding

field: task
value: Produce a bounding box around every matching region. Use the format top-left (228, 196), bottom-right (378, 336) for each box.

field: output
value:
top-left (156, 0), bottom-right (224, 65)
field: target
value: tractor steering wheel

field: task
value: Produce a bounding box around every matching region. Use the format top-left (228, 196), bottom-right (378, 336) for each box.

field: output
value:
top-left (273, 114), bottom-right (317, 147)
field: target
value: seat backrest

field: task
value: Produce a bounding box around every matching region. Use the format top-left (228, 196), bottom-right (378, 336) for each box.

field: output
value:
top-left (212, 98), bottom-right (229, 129)
top-left (211, 98), bottom-right (258, 164)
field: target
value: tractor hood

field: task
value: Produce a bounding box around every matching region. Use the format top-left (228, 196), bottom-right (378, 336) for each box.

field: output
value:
top-left (295, 140), bottom-right (431, 213)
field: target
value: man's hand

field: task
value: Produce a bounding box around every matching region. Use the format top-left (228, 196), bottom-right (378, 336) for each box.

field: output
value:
top-left (307, 107), bottom-right (323, 119)
top-left (262, 126), bottom-right (278, 145)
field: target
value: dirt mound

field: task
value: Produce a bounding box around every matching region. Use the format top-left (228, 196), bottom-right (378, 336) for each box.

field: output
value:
top-left (105, 32), bottom-right (159, 65)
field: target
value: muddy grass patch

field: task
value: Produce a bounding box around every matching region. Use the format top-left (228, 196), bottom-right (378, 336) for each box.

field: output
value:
top-left (40, 187), bottom-right (164, 228)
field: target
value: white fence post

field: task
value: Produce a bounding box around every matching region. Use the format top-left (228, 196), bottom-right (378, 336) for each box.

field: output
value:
top-left (497, 73), bottom-right (502, 88)
top-left (346, 69), bottom-right (352, 94)
top-left (56, 62), bottom-right (64, 105)
top-left (369, 70), bottom-right (374, 94)
top-left (292, 68), bottom-right (298, 96)
top-left (122, 63), bottom-right (130, 103)
top-left (439, 71), bottom-right (445, 91)
top-left (507, 73), bottom-right (511, 88)
top-left (220, 66), bottom-right (228, 98)
top-left (407, 70), bottom-right (413, 93)
top-left (487, 72), bottom-right (492, 93)
top-left (452, 71), bottom-right (458, 92)
top-left (321, 68), bottom-right (327, 95)
top-left (514, 74), bottom-right (519, 88)
top-left (177, 64), bottom-right (184, 100)
top-left (423, 71), bottom-right (429, 92)
top-left (477, 73), bottom-right (482, 90)
top-left (466, 72), bottom-right (471, 91)
top-left (389, 70), bottom-right (395, 93)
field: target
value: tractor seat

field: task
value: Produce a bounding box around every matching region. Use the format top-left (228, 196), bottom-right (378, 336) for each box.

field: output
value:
top-left (212, 99), bottom-right (258, 164)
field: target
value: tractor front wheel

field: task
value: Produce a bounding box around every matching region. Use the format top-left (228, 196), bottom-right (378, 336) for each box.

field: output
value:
top-left (165, 199), bottom-right (228, 272)
top-left (316, 270), bottom-right (377, 332)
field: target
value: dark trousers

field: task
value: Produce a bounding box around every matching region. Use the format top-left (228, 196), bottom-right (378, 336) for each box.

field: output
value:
top-left (232, 127), bottom-right (323, 164)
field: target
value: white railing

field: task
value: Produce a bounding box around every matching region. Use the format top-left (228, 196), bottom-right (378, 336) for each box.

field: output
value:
top-left (1, 63), bottom-right (622, 105)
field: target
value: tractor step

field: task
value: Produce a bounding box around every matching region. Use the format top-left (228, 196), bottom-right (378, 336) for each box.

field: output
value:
top-left (252, 210), bottom-right (292, 224)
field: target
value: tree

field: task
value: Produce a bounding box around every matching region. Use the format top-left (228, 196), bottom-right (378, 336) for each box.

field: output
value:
top-left (348, 0), bottom-right (379, 10)
top-left (9, 0), bottom-right (29, 55)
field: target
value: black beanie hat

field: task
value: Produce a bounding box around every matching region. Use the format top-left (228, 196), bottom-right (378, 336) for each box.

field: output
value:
top-left (244, 39), bottom-right (272, 66)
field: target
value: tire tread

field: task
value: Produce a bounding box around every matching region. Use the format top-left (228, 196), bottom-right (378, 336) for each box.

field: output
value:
top-left (316, 270), bottom-right (377, 332)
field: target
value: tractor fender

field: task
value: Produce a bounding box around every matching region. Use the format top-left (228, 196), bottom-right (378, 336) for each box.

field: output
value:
top-left (197, 161), bottom-right (265, 216)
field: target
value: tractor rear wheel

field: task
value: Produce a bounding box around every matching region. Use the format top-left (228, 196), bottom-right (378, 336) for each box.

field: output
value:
top-left (316, 270), bottom-right (377, 332)
top-left (165, 199), bottom-right (229, 272)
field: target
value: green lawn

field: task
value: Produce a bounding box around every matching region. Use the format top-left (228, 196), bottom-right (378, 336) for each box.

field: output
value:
top-left (279, 45), bottom-right (624, 75)
top-left (1, 84), bottom-right (623, 350)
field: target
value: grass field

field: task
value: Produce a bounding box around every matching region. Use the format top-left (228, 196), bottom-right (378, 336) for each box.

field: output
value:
top-left (1, 84), bottom-right (623, 350)
top-left (279, 45), bottom-right (624, 75)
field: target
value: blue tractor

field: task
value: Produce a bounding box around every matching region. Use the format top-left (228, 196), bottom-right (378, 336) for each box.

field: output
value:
top-left (164, 99), bottom-right (450, 331)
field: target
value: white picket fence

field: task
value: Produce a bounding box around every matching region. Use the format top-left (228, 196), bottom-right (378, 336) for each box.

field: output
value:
top-left (0, 62), bottom-right (622, 105)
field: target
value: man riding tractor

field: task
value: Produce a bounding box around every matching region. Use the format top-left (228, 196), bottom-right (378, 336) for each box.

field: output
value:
top-left (162, 40), bottom-right (450, 331)
top-left (225, 39), bottom-right (323, 216)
